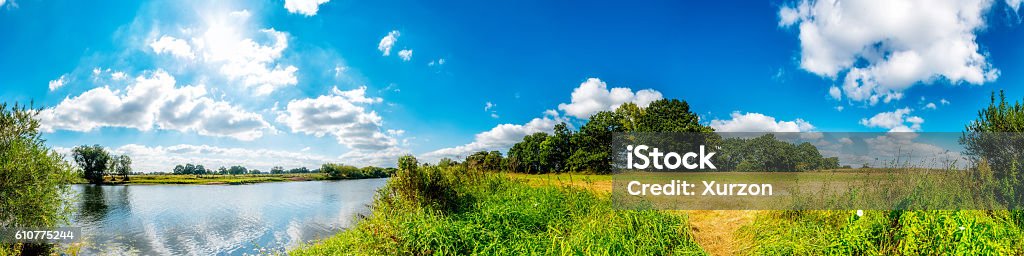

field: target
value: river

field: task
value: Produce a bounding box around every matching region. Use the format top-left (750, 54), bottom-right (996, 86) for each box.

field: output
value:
top-left (69, 178), bottom-right (387, 255)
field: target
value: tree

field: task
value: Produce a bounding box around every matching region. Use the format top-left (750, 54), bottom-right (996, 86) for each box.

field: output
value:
top-left (195, 164), bottom-right (206, 175)
top-left (398, 154), bottom-right (419, 171)
top-left (0, 103), bottom-right (77, 254)
top-left (116, 155), bottom-right (131, 181)
top-left (271, 166), bottom-right (285, 174)
top-left (540, 122), bottom-right (572, 172)
top-left (961, 90), bottom-right (1024, 213)
top-left (72, 144), bottom-right (111, 184)
top-left (228, 165), bottom-right (247, 175)
top-left (218, 166), bottom-right (228, 175)
top-left (173, 164), bottom-right (185, 174)
top-left (438, 158), bottom-right (458, 168)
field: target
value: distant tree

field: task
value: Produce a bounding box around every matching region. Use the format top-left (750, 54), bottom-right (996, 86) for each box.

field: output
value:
top-left (116, 155), bottom-right (131, 181)
top-left (173, 164), bottom-right (185, 174)
top-left (271, 166), bottom-right (285, 174)
top-left (218, 166), bottom-right (228, 175)
top-left (228, 165), bottom-right (247, 175)
top-left (288, 167), bottom-right (309, 173)
top-left (195, 164), bottom-right (206, 175)
top-left (184, 163), bottom-right (196, 175)
top-left (438, 158), bottom-right (458, 168)
top-left (484, 150), bottom-right (504, 171)
top-left (72, 144), bottom-right (111, 184)
top-left (250, 169), bottom-right (262, 175)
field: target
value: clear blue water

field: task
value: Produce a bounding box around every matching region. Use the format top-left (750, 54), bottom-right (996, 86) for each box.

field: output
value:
top-left (69, 179), bottom-right (386, 255)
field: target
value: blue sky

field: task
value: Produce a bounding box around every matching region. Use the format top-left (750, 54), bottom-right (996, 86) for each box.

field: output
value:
top-left (1, 0), bottom-right (1022, 171)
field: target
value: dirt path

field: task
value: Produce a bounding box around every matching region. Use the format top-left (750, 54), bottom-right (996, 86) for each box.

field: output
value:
top-left (508, 173), bottom-right (756, 255)
top-left (682, 210), bottom-right (756, 255)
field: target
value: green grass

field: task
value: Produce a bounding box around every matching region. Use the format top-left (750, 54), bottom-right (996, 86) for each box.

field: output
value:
top-left (292, 166), bottom-right (705, 255)
top-left (740, 210), bottom-right (1024, 255)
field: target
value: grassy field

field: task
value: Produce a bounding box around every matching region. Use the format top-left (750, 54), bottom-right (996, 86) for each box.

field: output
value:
top-left (292, 170), bottom-right (1024, 255)
top-left (292, 167), bottom-right (705, 255)
top-left (79, 173), bottom-right (329, 185)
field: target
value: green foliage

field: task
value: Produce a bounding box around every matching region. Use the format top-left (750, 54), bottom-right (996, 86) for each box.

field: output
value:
top-left (72, 144), bottom-right (111, 184)
top-left (961, 90), bottom-right (1024, 224)
top-left (321, 163), bottom-right (394, 180)
top-left (715, 134), bottom-right (840, 172)
top-left (292, 161), bottom-right (703, 255)
top-left (0, 103), bottom-right (76, 255)
top-left (742, 210), bottom-right (1024, 255)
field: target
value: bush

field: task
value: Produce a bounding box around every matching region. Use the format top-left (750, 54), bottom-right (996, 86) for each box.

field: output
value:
top-left (0, 103), bottom-right (77, 255)
top-left (293, 161), bottom-right (703, 255)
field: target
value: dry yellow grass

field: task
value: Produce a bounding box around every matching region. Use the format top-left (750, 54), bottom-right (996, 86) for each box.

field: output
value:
top-left (504, 172), bottom-right (756, 255)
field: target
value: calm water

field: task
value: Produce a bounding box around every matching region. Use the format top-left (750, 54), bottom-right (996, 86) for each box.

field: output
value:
top-left (69, 179), bottom-right (387, 255)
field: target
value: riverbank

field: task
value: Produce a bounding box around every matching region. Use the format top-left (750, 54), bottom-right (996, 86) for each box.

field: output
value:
top-left (75, 173), bottom-right (332, 185)
top-left (291, 166), bottom-right (704, 255)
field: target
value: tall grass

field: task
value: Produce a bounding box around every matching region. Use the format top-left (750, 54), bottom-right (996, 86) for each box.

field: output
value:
top-left (292, 165), bottom-right (705, 255)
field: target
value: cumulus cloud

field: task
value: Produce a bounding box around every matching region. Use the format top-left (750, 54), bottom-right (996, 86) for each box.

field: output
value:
top-left (39, 70), bottom-right (273, 140)
top-left (859, 107), bottom-right (924, 132)
top-left (284, 0), bottom-right (330, 16)
top-left (422, 112), bottom-right (564, 161)
top-left (710, 112), bottom-right (815, 132)
top-left (48, 74), bottom-right (68, 91)
top-left (780, 0), bottom-right (1007, 105)
top-left (557, 78), bottom-right (663, 119)
top-left (398, 49), bottom-right (413, 61)
top-left (150, 36), bottom-right (195, 59)
top-left (378, 30), bottom-right (400, 56)
top-left (149, 13), bottom-right (298, 96)
top-left (276, 86), bottom-right (395, 151)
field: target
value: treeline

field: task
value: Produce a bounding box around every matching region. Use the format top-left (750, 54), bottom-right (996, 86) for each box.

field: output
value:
top-left (716, 134), bottom-right (840, 172)
top-left (444, 99), bottom-right (842, 174)
top-left (320, 163), bottom-right (395, 179)
top-left (167, 164), bottom-right (313, 175)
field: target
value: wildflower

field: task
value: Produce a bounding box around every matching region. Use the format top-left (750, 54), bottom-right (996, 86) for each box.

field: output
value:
top-left (856, 210), bottom-right (863, 217)
top-left (959, 226), bottom-right (965, 231)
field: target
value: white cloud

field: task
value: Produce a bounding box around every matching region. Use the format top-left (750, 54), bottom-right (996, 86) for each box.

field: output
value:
top-left (484, 101), bottom-right (496, 111)
top-left (284, 0), bottom-right (330, 16)
top-left (779, 0), bottom-right (1006, 105)
top-left (111, 71), bottom-right (127, 80)
top-left (48, 74), bottom-right (68, 91)
top-left (828, 85), bottom-right (842, 100)
top-left (422, 112), bottom-right (564, 161)
top-left (835, 106), bottom-right (844, 112)
top-left (428, 58), bottom-right (446, 66)
top-left (941, 99), bottom-right (951, 105)
top-left (276, 86), bottom-right (395, 151)
top-left (39, 70), bottom-right (273, 140)
top-left (710, 112), bottom-right (815, 132)
top-left (378, 30), bottom-right (400, 56)
top-left (557, 78), bottom-right (663, 119)
top-left (859, 107), bottom-right (924, 132)
top-left (150, 36), bottom-right (195, 59)
top-left (924, 102), bottom-right (938, 110)
top-left (397, 49), bottom-right (413, 61)
top-left (149, 12), bottom-right (299, 96)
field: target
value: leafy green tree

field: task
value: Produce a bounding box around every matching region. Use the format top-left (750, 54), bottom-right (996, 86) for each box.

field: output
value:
top-left (173, 164), bottom-right (185, 174)
top-left (115, 155), bottom-right (132, 181)
top-left (228, 165), bottom-right (247, 175)
top-left (484, 150), bottom-right (504, 171)
top-left (540, 123), bottom-right (573, 172)
top-left (961, 90), bottom-right (1024, 222)
top-left (218, 166), bottom-right (228, 175)
top-left (0, 103), bottom-right (77, 254)
top-left (399, 154), bottom-right (419, 171)
top-left (72, 144), bottom-right (111, 184)
top-left (566, 111), bottom-right (622, 173)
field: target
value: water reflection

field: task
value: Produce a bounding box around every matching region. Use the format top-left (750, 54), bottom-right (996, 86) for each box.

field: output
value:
top-left (69, 179), bottom-right (386, 255)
